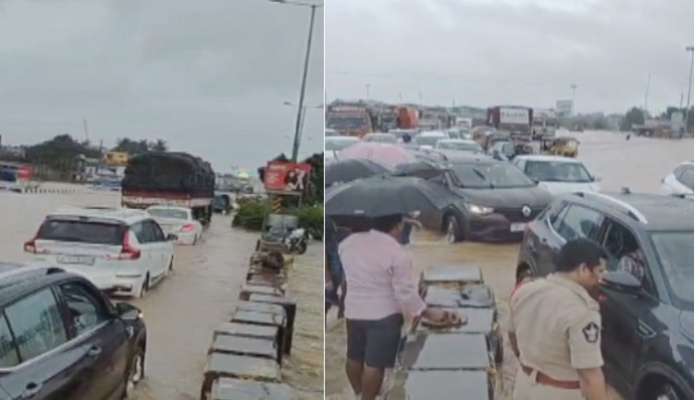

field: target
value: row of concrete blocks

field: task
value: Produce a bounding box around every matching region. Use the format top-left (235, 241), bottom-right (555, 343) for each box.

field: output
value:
top-left (199, 254), bottom-right (299, 400)
top-left (388, 265), bottom-right (501, 400)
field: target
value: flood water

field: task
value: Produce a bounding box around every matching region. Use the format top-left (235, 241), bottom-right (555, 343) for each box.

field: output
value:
top-left (0, 186), bottom-right (323, 399)
top-left (325, 130), bottom-right (693, 399)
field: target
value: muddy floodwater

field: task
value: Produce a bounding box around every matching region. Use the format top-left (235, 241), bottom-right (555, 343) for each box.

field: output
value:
top-left (0, 187), bottom-right (323, 399)
top-left (325, 130), bottom-right (693, 399)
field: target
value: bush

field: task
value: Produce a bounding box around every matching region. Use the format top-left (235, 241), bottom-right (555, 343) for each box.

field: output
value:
top-left (294, 205), bottom-right (323, 240)
top-left (232, 199), bottom-right (270, 230)
top-left (232, 199), bottom-right (322, 240)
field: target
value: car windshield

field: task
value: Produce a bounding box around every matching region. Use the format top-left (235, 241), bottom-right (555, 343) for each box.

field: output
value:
top-left (147, 209), bottom-right (189, 220)
top-left (38, 219), bottom-right (125, 245)
top-left (524, 161), bottom-right (594, 183)
top-left (326, 137), bottom-right (358, 151)
top-left (365, 135), bottom-right (395, 143)
top-left (416, 136), bottom-right (444, 147)
top-left (437, 141), bottom-right (481, 152)
top-left (650, 231), bottom-right (693, 310)
top-left (451, 162), bottom-right (535, 188)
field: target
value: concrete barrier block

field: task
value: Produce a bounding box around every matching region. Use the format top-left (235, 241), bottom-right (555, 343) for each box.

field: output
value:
top-left (210, 378), bottom-right (297, 400)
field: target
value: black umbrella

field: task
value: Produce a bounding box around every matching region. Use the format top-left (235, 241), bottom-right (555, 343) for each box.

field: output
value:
top-left (393, 160), bottom-right (445, 179)
top-left (326, 159), bottom-right (388, 187)
top-left (325, 175), bottom-right (445, 218)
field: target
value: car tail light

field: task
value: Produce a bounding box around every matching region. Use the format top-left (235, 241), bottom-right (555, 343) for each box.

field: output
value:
top-left (23, 229), bottom-right (47, 254)
top-left (117, 231), bottom-right (141, 260)
top-left (23, 238), bottom-right (38, 253)
top-left (180, 224), bottom-right (195, 233)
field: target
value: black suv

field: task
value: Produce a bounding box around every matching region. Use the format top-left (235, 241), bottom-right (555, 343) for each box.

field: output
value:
top-left (0, 264), bottom-right (147, 400)
top-left (517, 192), bottom-right (693, 400)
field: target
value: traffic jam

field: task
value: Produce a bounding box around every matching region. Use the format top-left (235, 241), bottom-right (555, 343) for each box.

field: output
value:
top-left (0, 148), bottom-right (324, 400)
top-left (324, 102), bottom-right (694, 400)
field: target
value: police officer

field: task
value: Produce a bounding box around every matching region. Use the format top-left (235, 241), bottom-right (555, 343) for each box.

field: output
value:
top-left (507, 238), bottom-right (609, 400)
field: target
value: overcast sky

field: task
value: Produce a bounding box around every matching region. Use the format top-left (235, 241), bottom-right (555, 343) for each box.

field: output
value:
top-left (326, 0), bottom-right (693, 115)
top-left (0, 0), bottom-right (323, 172)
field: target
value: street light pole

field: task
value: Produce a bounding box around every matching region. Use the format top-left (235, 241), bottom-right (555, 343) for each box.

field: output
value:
top-left (290, 4), bottom-right (317, 162)
top-left (570, 84), bottom-right (577, 116)
top-left (685, 46), bottom-right (694, 134)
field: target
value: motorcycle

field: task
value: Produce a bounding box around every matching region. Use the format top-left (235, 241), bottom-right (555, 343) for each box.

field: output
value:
top-left (285, 227), bottom-right (308, 254)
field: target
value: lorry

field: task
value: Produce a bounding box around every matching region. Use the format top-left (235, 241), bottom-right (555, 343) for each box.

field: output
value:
top-left (397, 106), bottom-right (420, 130)
top-left (326, 105), bottom-right (373, 137)
top-left (486, 106), bottom-right (534, 142)
top-left (121, 152), bottom-right (215, 224)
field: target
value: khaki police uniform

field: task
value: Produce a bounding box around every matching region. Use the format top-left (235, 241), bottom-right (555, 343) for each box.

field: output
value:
top-left (507, 274), bottom-right (603, 400)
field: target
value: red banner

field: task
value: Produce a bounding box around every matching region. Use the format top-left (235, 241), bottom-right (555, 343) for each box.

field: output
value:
top-left (264, 161), bottom-right (312, 194)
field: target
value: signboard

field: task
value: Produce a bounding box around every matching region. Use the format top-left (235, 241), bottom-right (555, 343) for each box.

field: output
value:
top-left (556, 100), bottom-right (573, 117)
top-left (500, 107), bottom-right (530, 125)
top-left (264, 161), bottom-right (312, 194)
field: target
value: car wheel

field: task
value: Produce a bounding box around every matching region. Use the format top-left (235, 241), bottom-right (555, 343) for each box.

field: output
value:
top-left (192, 235), bottom-right (198, 245)
top-left (444, 215), bottom-right (463, 244)
top-left (123, 345), bottom-right (145, 399)
top-left (652, 383), bottom-right (682, 400)
top-left (136, 274), bottom-right (150, 299)
top-left (168, 258), bottom-right (174, 272)
top-left (297, 241), bottom-right (307, 255)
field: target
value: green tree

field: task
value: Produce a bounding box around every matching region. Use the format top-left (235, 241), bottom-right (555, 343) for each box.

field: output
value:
top-left (621, 107), bottom-right (645, 131)
top-left (151, 139), bottom-right (168, 152)
top-left (25, 134), bottom-right (101, 180)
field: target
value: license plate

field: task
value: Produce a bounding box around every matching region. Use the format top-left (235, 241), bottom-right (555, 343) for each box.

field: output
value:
top-left (57, 255), bottom-right (96, 266)
top-left (510, 223), bottom-right (526, 233)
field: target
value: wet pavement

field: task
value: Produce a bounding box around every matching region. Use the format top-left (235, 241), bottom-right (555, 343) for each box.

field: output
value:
top-left (0, 186), bottom-right (323, 400)
top-left (325, 130), bottom-right (693, 399)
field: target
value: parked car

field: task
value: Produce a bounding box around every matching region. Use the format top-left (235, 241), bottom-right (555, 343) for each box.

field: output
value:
top-left (414, 131), bottom-right (448, 149)
top-left (661, 161), bottom-right (693, 196)
top-left (212, 193), bottom-right (236, 214)
top-left (488, 140), bottom-right (516, 161)
top-left (146, 205), bottom-right (203, 245)
top-left (363, 133), bottom-right (397, 144)
top-left (435, 139), bottom-right (483, 154)
top-left (417, 156), bottom-right (551, 242)
top-left (0, 263), bottom-right (146, 399)
top-left (25, 207), bottom-right (176, 298)
top-left (516, 191), bottom-right (693, 400)
top-left (512, 155), bottom-right (600, 196)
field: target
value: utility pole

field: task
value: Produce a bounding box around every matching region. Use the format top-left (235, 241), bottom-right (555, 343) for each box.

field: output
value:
top-left (570, 84), bottom-right (577, 116)
top-left (644, 73), bottom-right (652, 117)
top-left (680, 92), bottom-right (684, 110)
top-left (269, 0), bottom-right (320, 162)
top-left (685, 46), bottom-right (694, 134)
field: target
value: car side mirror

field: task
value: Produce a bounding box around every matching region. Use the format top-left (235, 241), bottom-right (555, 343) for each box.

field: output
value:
top-left (602, 270), bottom-right (642, 293)
top-left (166, 233), bottom-right (178, 241)
top-left (115, 302), bottom-right (142, 320)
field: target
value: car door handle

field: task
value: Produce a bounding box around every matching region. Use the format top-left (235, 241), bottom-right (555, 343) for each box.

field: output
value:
top-left (87, 345), bottom-right (102, 357)
top-left (636, 320), bottom-right (657, 340)
top-left (20, 382), bottom-right (42, 399)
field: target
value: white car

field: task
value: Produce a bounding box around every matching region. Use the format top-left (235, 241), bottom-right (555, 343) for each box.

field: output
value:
top-left (512, 155), bottom-right (600, 196)
top-left (146, 205), bottom-right (203, 245)
top-left (435, 139), bottom-right (483, 153)
top-left (363, 133), bottom-right (397, 144)
top-left (24, 207), bottom-right (176, 298)
top-left (661, 161), bottom-right (693, 196)
top-left (414, 131), bottom-right (448, 149)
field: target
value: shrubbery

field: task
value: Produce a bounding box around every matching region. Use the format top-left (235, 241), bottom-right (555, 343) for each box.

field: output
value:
top-left (232, 198), bottom-right (323, 240)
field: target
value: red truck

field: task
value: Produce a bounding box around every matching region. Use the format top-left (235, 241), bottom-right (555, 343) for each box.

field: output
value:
top-left (326, 105), bottom-right (372, 137)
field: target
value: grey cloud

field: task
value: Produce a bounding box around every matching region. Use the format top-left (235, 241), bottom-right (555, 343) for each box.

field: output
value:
top-left (0, 0), bottom-right (323, 171)
top-left (326, 0), bottom-right (692, 114)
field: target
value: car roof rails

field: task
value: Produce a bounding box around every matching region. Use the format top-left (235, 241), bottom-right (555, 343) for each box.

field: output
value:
top-left (586, 192), bottom-right (648, 224)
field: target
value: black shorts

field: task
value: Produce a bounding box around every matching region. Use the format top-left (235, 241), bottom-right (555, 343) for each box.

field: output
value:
top-left (346, 313), bottom-right (404, 368)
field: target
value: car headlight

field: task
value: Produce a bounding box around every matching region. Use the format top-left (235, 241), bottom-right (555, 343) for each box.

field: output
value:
top-left (466, 203), bottom-right (494, 215)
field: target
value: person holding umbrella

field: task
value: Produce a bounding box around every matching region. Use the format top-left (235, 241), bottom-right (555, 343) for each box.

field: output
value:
top-left (339, 213), bottom-right (461, 400)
